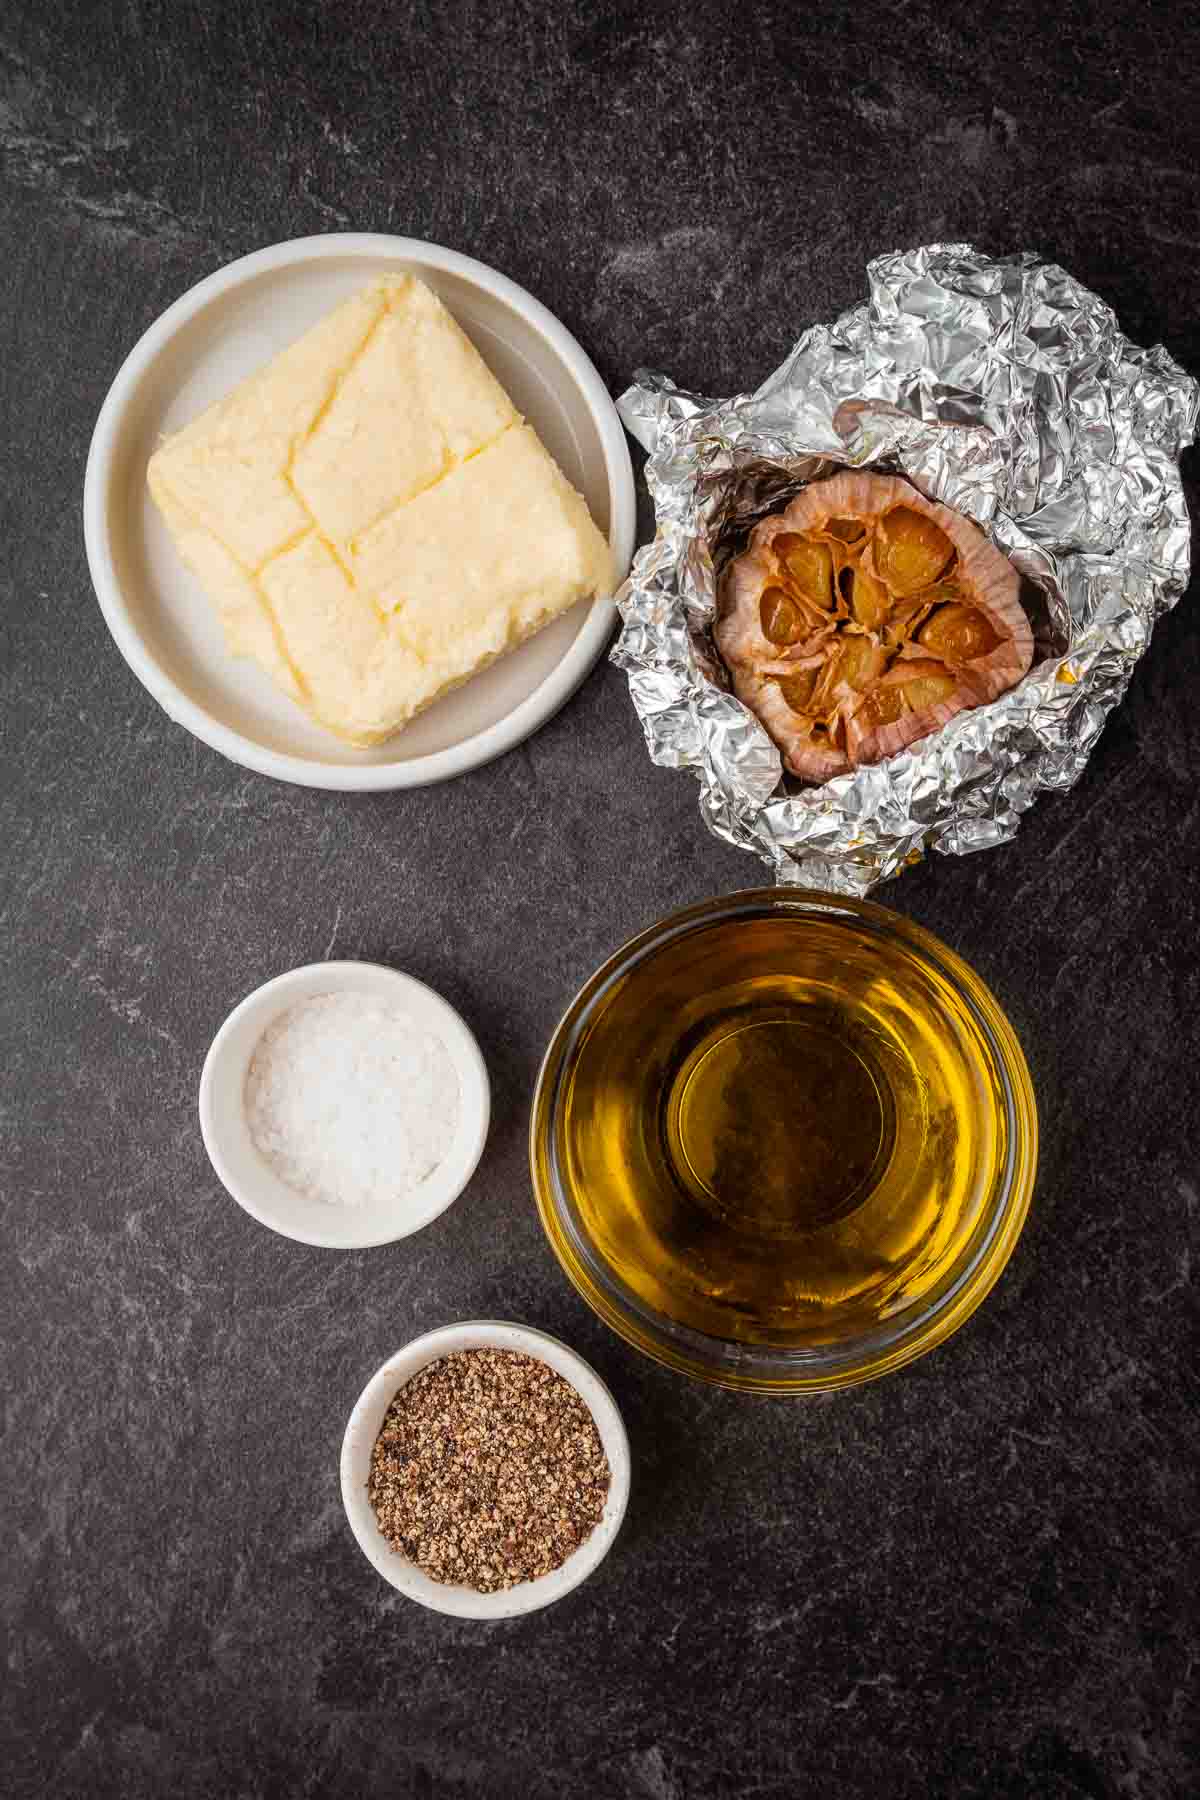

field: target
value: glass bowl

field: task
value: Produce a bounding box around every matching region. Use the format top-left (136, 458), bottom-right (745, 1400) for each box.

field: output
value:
top-left (530, 889), bottom-right (1037, 1394)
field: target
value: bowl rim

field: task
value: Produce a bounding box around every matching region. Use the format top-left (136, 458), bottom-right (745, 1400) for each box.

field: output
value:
top-left (198, 960), bottom-right (490, 1248)
top-left (530, 887), bottom-right (1038, 1394)
top-left (81, 231), bottom-right (637, 791)
top-left (339, 1320), bottom-right (631, 1618)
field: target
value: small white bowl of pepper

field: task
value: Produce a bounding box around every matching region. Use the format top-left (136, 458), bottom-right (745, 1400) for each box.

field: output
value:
top-left (340, 1320), bottom-right (631, 1618)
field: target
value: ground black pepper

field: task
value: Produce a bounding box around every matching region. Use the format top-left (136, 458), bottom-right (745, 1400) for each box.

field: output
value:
top-left (367, 1349), bottom-right (611, 1593)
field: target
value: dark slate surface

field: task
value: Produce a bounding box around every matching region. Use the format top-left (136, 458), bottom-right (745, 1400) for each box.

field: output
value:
top-left (2, 3), bottom-right (1198, 1796)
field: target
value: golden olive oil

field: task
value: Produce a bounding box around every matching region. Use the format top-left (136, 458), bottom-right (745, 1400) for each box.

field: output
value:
top-left (551, 910), bottom-right (1014, 1349)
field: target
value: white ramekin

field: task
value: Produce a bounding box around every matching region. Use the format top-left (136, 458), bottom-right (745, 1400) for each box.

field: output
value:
top-left (198, 961), bottom-right (489, 1248)
top-left (341, 1321), bottom-right (631, 1618)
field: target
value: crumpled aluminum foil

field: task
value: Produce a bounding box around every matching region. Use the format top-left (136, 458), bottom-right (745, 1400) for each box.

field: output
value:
top-left (612, 243), bottom-right (1197, 893)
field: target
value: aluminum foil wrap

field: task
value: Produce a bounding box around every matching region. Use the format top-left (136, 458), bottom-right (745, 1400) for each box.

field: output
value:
top-left (613, 243), bottom-right (1198, 893)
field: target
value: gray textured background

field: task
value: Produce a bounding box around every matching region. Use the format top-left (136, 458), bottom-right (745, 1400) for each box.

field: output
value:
top-left (2, 3), bottom-right (1197, 1797)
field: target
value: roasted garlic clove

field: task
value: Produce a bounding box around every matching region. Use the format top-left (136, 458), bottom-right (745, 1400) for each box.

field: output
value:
top-left (774, 534), bottom-right (835, 609)
top-left (759, 585), bottom-right (807, 645)
top-left (893, 662), bottom-right (960, 709)
top-left (873, 506), bottom-right (955, 597)
top-left (856, 683), bottom-right (906, 729)
top-left (838, 635), bottom-right (891, 690)
top-left (838, 562), bottom-right (890, 631)
top-left (917, 602), bottom-right (1001, 661)
top-left (775, 667), bottom-right (819, 713)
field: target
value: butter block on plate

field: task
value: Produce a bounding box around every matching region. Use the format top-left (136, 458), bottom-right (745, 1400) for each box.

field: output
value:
top-left (146, 274), bottom-right (614, 746)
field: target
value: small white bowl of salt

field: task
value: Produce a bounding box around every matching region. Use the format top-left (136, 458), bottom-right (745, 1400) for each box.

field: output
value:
top-left (199, 961), bottom-right (489, 1247)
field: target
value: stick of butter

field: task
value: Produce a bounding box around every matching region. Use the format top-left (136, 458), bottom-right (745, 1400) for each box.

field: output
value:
top-left (147, 275), bottom-right (615, 746)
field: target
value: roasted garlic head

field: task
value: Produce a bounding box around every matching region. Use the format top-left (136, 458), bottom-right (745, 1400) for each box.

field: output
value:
top-left (715, 472), bottom-right (1034, 782)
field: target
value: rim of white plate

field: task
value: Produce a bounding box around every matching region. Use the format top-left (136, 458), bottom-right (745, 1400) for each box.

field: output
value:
top-left (82, 232), bottom-right (637, 791)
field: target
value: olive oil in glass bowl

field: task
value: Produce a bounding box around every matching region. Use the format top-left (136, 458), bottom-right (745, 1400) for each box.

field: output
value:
top-left (531, 891), bottom-right (1037, 1393)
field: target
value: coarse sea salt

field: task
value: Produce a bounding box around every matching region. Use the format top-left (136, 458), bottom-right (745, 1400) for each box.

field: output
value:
top-left (244, 992), bottom-right (460, 1209)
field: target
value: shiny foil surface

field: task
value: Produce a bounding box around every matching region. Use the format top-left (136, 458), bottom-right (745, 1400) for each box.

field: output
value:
top-left (612, 243), bottom-right (1198, 893)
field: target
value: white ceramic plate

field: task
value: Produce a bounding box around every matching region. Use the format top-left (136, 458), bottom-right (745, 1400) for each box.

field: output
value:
top-left (341, 1321), bottom-right (631, 1618)
top-left (83, 234), bottom-right (637, 790)
top-left (198, 961), bottom-right (489, 1248)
